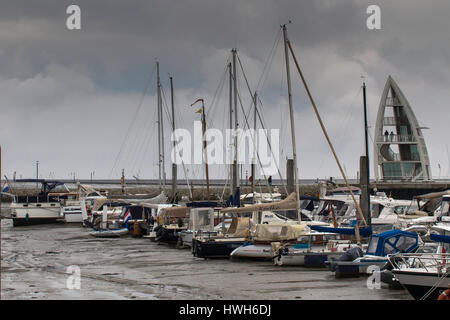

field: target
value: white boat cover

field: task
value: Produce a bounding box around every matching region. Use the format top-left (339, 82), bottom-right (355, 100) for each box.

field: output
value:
top-left (121, 192), bottom-right (168, 206)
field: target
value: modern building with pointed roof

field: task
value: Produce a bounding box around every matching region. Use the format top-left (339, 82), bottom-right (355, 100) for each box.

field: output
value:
top-left (373, 76), bottom-right (432, 182)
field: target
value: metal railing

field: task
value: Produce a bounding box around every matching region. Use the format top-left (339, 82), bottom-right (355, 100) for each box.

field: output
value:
top-left (388, 252), bottom-right (449, 273)
top-left (377, 134), bottom-right (416, 143)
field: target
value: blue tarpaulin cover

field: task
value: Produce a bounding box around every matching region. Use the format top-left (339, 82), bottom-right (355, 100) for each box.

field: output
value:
top-left (430, 233), bottom-right (450, 244)
top-left (309, 225), bottom-right (373, 237)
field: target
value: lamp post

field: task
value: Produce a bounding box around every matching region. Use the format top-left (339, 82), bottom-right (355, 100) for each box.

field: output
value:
top-left (36, 161), bottom-right (39, 188)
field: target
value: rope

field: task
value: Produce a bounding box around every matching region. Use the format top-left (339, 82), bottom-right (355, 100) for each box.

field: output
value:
top-left (420, 269), bottom-right (448, 300)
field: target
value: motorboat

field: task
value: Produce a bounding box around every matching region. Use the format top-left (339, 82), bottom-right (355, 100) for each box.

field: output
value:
top-left (179, 207), bottom-right (219, 248)
top-left (151, 206), bottom-right (189, 244)
top-left (61, 184), bottom-right (106, 223)
top-left (273, 232), bottom-right (362, 267)
top-left (389, 225), bottom-right (450, 300)
top-left (9, 179), bottom-right (73, 226)
top-left (325, 229), bottom-right (419, 278)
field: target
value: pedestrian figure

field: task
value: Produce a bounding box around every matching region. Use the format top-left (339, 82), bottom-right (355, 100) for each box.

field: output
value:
top-left (384, 130), bottom-right (389, 142)
top-left (390, 131), bottom-right (394, 142)
top-left (268, 176), bottom-right (272, 187)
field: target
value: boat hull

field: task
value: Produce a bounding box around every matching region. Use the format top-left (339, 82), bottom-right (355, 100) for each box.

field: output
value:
top-left (192, 238), bottom-right (245, 258)
top-left (392, 270), bottom-right (450, 300)
top-left (180, 231), bottom-right (193, 248)
top-left (11, 204), bottom-right (62, 227)
top-left (89, 228), bottom-right (129, 238)
top-left (12, 217), bottom-right (62, 227)
top-left (230, 244), bottom-right (274, 260)
top-left (154, 226), bottom-right (183, 244)
top-left (326, 259), bottom-right (388, 278)
top-left (62, 206), bottom-right (83, 223)
top-left (275, 252), bottom-right (344, 267)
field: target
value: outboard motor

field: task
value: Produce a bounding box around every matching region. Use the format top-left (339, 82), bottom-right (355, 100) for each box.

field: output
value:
top-left (338, 247), bottom-right (363, 262)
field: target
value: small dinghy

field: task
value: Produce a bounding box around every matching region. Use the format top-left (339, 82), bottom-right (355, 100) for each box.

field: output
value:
top-left (89, 227), bottom-right (129, 238)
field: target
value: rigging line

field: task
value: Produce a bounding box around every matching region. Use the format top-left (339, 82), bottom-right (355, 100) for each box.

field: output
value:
top-left (236, 52), bottom-right (288, 194)
top-left (160, 85), bottom-right (173, 130)
top-left (255, 96), bottom-right (289, 195)
top-left (126, 102), bottom-right (155, 174)
top-left (128, 89), bottom-right (160, 173)
top-left (130, 106), bottom-right (157, 176)
top-left (314, 85), bottom-right (363, 177)
top-left (135, 124), bottom-right (155, 178)
top-left (257, 28), bottom-right (282, 93)
top-left (109, 64), bottom-right (157, 177)
top-left (286, 38), bottom-right (366, 227)
top-left (205, 60), bottom-right (230, 129)
top-left (235, 83), bottom-right (275, 200)
top-left (420, 270), bottom-right (449, 300)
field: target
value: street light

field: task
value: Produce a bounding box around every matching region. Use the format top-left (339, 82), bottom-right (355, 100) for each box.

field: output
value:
top-left (36, 161), bottom-right (39, 188)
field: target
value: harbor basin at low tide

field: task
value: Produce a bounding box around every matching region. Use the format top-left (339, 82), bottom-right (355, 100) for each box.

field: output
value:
top-left (1, 218), bottom-right (412, 300)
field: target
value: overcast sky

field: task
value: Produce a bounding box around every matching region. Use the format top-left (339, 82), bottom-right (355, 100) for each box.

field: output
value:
top-left (1, 0), bottom-right (450, 182)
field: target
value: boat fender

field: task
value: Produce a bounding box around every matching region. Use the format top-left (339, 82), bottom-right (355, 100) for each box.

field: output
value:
top-left (442, 247), bottom-right (446, 266)
top-left (438, 288), bottom-right (450, 300)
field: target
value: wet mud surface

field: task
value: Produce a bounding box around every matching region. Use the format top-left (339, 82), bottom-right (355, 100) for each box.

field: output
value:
top-left (1, 218), bottom-right (411, 300)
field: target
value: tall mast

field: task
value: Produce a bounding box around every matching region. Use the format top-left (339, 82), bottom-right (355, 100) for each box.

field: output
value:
top-left (202, 100), bottom-right (210, 200)
top-left (156, 61), bottom-right (162, 191)
top-left (191, 98), bottom-right (210, 200)
top-left (170, 77), bottom-right (177, 202)
top-left (251, 91), bottom-right (257, 203)
top-left (285, 27), bottom-right (367, 244)
top-left (160, 80), bottom-right (166, 189)
top-left (362, 81), bottom-right (371, 225)
top-left (282, 25), bottom-right (301, 222)
top-left (232, 48), bottom-right (239, 194)
top-left (229, 62), bottom-right (234, 195)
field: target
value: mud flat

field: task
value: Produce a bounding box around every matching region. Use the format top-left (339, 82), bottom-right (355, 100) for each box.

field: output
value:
top-left (1, 220), bottom-right (411, 300)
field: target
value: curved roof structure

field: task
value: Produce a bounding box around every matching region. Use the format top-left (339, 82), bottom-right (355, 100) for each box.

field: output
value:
top-left (373, 76), bottom-right (431, 182)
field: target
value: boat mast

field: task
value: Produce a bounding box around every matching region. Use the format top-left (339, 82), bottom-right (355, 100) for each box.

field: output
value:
top-left (229, 62), bottom-right (234, 195)
top-left (191, 98), bottom-right (211, 200)
top-left (202, 100), bottom-right (211, 200)
top-left (156, 61), bottom-right (163, 191)
top-left (252, 91), bottom-right (257, 203)
top-left (285, 27), bottom-right (367, 244)
top-left (170, 76), bottom-right (177, 202)
top-left (232, 48), bottom-right (239, 196)
top-left (0, 146), bottom-right (2, 300)
top-left (160, 79), bottom-right (166, 189)
top-left (362, 81), bottom-right (371, 226)
top-left (282, 25), bottom-right (301, 222)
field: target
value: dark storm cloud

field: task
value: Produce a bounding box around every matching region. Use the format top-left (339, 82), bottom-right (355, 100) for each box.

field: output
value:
top-left (1, 0), bottom-right (450, 180)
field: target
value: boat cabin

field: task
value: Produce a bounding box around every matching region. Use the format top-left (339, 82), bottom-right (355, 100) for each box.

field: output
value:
top-left (365, 229), bottom-right (419, 257)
